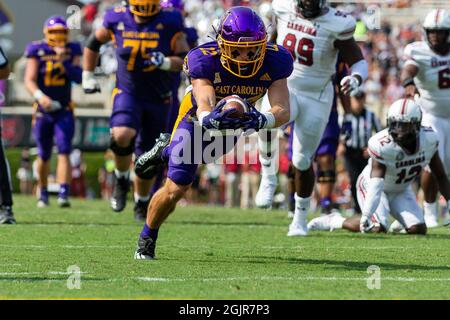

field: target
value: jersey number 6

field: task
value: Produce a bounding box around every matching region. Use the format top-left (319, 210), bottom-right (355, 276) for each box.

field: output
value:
top-left (283, 33), bottom-right (314, 66)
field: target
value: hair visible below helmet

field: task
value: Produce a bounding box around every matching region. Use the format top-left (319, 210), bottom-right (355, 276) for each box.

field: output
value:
top-left (217, 6), bottom-right (267, 78)
top-left (129, 0), bottom-right (160, 17)
top-left (387, 99), bottom-right (422, 150)
top-left (422, 9), bottom-right (450, 52)
top-left (160, 0), bottom-right (184, 11)
top-left (296, 0), bottom-right (326, 19)
top-left (44, 16), bottom-right (69, 47)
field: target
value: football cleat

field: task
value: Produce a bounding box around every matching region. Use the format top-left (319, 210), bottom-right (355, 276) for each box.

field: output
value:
top-left (57, 197), bottom-right (71, 208)
top-left (134, 200), bottom-right (149, 222)
top-left (135, 133), bottom-right (170, 180)
top-left (37, 199), bottom-right (49, 208)
top-left (134, 236), bottom-right (156, 260)
top-left (255, 174), bottom-right (277, 209)
top-left (110, 176), bottom-right (130, 212)
top-left (388, 220), bottom-right (407, 233)
top-left (287, 211), bottom-right (294, 218)
top-left (424, 209), bottom-right (439, 228)
top-left (287, 212), bottom-right (308, 236)
top-left (307, 210), bottom-right (344, 231)
top-left (0, 206), bottom-right (16, 225)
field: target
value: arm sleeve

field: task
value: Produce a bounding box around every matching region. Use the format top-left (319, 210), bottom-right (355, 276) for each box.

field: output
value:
top-left (24, 43), bottom-right (38, 58)
top-left (335, 15), bottom-right (357, 41)
top-left (367, 136), bottom-right (385, 164)
top-left (362, 177), bottom-right (384, 217)
top-left (184, 48), bottom-right (214, 81)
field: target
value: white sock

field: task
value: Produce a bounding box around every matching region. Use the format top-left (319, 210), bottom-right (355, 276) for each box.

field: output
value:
top-left (134, 193), bottom-right (150, 203)
top-left (423, 201), bottom-right (438, 218)
top-left (293, 193), bottom-right (310, 225)
top-left (115, 169), bottom-right (130, 179)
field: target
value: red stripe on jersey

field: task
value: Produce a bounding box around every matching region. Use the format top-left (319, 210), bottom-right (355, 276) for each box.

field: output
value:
top-left (339, 27), bottom-right (356, 36)
top-left (368, 147), bottom-right (384, 160)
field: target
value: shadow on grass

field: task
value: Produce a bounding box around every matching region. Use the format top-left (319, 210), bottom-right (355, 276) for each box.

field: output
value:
top-left (168, 220), bottom-right (283, 227)
top-left (16, 221), bottom-right (136, 227)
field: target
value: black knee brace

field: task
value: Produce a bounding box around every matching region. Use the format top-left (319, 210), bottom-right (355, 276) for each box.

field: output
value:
top-left (317, 170), bottom-right (336, 184)
top-left (110, 137), bottom-right (135, 156)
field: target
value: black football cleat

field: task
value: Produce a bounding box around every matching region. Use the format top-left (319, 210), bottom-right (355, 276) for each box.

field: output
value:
top-left (134, 200), bottom-right (149, 222)
top-left (135, 133), bottom-right (171, 180)
top-left (0, 206), bottom-right (16, 225)
top-left (134, 236), bottom-right (156, 260)
top-left (110, 176), bottom-right (130, 212)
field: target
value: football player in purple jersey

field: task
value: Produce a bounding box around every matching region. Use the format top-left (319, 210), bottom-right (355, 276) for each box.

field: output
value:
top-left (82, 0), bottom-right (190, 221)
top-left (24, 16), bottom-right (82, 208)
top-left (132, 7), bottom-right (293, 260)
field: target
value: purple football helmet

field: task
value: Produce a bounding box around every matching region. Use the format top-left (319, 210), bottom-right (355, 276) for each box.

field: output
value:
top-left (160, 0), bottom-right (184, 12)
top-left (297, 0), bottom-right (326, 19)
top-left (44, 16), bottom-right (69, 47)
top-left (217, 6), bottom-right (267, 78)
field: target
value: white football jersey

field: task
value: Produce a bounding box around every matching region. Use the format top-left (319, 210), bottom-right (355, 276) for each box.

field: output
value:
top-left (272, 0), bottom-right (356, 93)
top-left (403, 41), bottom-right (450, 118)
top-left (362, 128), bottom-right (439, 193)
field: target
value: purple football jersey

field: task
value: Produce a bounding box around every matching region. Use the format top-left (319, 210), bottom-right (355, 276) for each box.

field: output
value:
top-left (184, 41), bottom-right (293, 108)
top-left (24, 41), bottom-right (82, 107)
top-left (103, 6), bottom-right (184, 101)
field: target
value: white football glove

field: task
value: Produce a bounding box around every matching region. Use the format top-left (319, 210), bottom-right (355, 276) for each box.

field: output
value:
top-left (82, 71), bottom-right (101, 94)
top-left (150, 52), bottom-right (165, 68)
top-left (340, 75), bottom-right (361, 96)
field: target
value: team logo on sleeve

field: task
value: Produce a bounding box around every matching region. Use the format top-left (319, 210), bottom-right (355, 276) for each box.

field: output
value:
top-left (156, 23), bottom-right (164, 30)
top-left (118, 22), bottom-right (124, 31)
top-left (396, 152), bottom-right (405, 161)
top-left (213, 72), bottom-right (222, 84)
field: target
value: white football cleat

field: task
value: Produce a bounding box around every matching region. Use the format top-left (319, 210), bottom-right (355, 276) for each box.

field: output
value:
top-left (37, 200), bottom-right (49, 208)
top-left (255, 175), bottom-right (277, 209)
top-left (424, 212), bottom-right (439, 228)
top-left (307, 210), bottom-right (345, 231)
top-left (287, 213), bottom-right (308, 236)
top-left (388, 220), bottom-right (407, 233)
top-left (423, 202), bottom-right (439, 228)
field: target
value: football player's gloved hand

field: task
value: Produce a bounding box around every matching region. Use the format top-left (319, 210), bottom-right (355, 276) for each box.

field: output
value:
top-left (241, 106), bottom-right (268, 132)
top-left (150, 51), bottom-right (165, 68)
top-left (359, 213), bottom-right (374, 233)
top-left (199, 100), bottom-right (242, 130)
top-left (82, 71), bottom-right (101, 94)
top-left (340, 75), bottom-right (361, 96)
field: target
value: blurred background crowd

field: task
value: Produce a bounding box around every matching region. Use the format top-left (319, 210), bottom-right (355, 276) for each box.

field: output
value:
top-left (1, 0), bottom-right (449, 215)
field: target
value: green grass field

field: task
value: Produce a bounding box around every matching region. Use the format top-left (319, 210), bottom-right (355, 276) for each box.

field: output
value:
top-left (1, 195), bottom-right (450, 299)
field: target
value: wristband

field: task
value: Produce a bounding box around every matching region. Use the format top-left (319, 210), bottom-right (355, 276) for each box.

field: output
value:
top-left (262, 111), bottom-right (276, 129)
top-left (159, 57), bottom-right (171, 71)
top-left (33, 89), bottom-right (44, 101)
top-left (198, 111), bottom-right (211, 125)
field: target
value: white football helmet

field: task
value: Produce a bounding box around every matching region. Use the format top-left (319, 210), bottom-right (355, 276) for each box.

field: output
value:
top-left (423, 9), bottom-right (450, 51)
top-left (387, 99), bottom-right (422, 149)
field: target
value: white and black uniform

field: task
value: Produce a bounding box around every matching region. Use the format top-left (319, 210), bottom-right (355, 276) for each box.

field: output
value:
top-left (0, 45), bottom-right (12, 208)
top-left (263, 0), bottom-right (356, 170)
top-left (403, 41), bottom-right (450, 173)
top-left (356, 128), bottom-right (439, 229)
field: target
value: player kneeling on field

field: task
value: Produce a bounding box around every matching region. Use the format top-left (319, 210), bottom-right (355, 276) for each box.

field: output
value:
top-left (308, 98), bottom-right (450, 235)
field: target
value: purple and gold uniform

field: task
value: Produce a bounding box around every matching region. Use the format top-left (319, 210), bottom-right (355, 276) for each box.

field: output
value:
top-left (103, 6), bottom-right (185, 156)
top-left (165, 41), bottom-right (293, 185)
top-left (24, 41), bottom-right (82, 161)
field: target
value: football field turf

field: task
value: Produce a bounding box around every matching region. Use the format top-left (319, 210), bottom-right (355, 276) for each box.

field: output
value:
top-left (1, 195), bottom-right (450, 299)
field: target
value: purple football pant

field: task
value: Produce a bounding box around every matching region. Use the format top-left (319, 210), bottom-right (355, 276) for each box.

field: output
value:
top-left (315, 110), bottom-right (340, 158)
top-left (110, 89), bottom-right (171, 157)
top-left (33, 110), bottom-right (75, 161)
top-left (165, 93), bottom-right (238, 185)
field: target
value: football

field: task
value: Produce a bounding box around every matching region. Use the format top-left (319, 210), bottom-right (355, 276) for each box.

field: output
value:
top-left (217, 95), bottom-right (249, 119)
